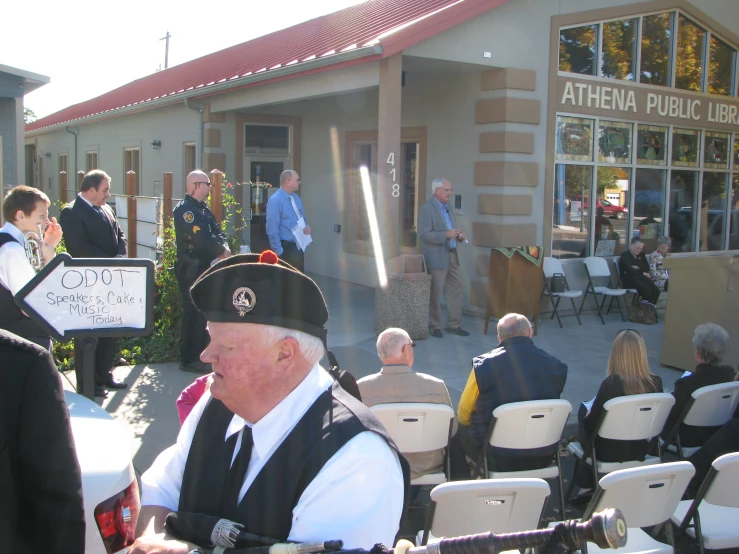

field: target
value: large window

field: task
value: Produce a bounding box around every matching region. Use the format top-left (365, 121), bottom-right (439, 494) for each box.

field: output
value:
top-left (86, 151), bottom-right (98, 172)
top-left (553, 114), bottom-right (739, 257)
top-left (560, 10), bottom-right (738, 97)
top-left (124, 147), bottom-right (140, 195)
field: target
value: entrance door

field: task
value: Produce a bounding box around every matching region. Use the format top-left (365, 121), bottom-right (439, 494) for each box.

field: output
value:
top-left (245, 159), bottom-right (286, 253)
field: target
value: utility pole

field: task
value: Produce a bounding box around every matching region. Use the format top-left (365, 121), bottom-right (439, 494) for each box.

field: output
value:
top-left (160, 31), bottom-right (171, 69)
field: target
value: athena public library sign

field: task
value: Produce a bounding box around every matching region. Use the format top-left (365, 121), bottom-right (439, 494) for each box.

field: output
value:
top-left (557, 76), bottom-right (739, 131)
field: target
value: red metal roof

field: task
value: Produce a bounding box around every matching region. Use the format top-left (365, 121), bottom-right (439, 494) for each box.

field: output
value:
top-left (27, 0), bottom-right (508, 133)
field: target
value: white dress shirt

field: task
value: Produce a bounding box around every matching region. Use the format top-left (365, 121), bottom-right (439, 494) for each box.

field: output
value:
top-left (0, 222), bottom-right (37, 296)
top-left (142, 364), bottom-right (405, 549)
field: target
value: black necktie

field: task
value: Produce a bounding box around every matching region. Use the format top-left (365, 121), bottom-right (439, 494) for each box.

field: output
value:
top-left (93, 205), bottom-right (107, 221)
top-left (221, 427), bottom-right (254, 516)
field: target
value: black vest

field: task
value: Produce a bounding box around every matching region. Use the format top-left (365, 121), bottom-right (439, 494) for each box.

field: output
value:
top-left (0, 234), bottom-right (46, 341)
top-left (178, 382), bottom-right (410, 543)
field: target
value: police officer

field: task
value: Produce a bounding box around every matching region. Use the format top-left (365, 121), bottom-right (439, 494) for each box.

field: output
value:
top-left (174, 170), bottom-right (230, 373)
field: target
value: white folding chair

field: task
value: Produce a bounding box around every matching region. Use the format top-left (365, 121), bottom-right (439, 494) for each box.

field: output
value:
top-left (370, 403), bottom-right (455, 485)
top-left (672, 452), bottom-right (739, 553)
top-left (662, 382), bottom-right (739, 459)
top-left (566, 393), bottom-right (675, 501)
top-left (470, 400), bottom-right (572, 519)
top-left (578, 257), bottom-right (627, 324)
top-left (541, 257), bottom-right (582, 328)
top-left (417, 478), bottom-right (550, 546)
top-left (550, 462), bottom-right (695, 554)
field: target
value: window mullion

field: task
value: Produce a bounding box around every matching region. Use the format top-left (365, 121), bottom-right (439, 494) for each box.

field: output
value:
top-left (634, 16), bottom-right (642, 83)
top-left (703, 31), bottom-right (711, 93)
top-left (670, 10), bottom-right (679, 88)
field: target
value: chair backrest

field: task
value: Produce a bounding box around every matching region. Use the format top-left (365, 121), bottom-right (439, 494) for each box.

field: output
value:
top-left (684, 381), bottom-right (739, 427)
top-left (612, 256), bottom-right (625, 286)
top-left (428, 478), bottom-right (550, 537)
top-left (370, 403), bottom-right (454, 453)
top-left (598, 393), bottom-right (675, 441)
top-left (583, 257), bottom-right (613, 288)
top-left (704, 452), bottom-right (739, 507)
top-left (592, 462), bottom-right (695, 528)
top-left (489, 400), bottom-right (572, 450)
top-left (543, 257), bottom-right (564, 279)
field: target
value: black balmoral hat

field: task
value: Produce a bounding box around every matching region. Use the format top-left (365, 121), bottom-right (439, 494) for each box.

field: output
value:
top-left (190, 250), bottom-right (328, 339)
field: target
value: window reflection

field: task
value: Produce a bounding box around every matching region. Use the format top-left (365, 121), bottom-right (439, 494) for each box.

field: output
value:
top-left (640, 13), bottom-right (673, 86)
top-left (676, 15), bottom-right (706, 92)
top-left (700, 172), bottom-right (728, 251)
top-left (708, 36), bottom-right (736, 96)
top-left (601, 19), bottom-right (637, 80)
top-left (560, 25), bottom-right (597, 75)
top-left (633, 169), bottom-right (666, 255)
top-left (669, 171), bottom-right (698, 252)
top-left (400, 142), bottom-right (419, 248)
top-left (595, 167), bottom-right (630, 256)
top-left (730, 175), bottom-right (739, 250)
top-left (553, 165), bottom-right (592, 259)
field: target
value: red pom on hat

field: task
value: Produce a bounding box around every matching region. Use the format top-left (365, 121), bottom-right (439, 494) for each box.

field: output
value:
top-left (259, 250), bottom-right (279, 264)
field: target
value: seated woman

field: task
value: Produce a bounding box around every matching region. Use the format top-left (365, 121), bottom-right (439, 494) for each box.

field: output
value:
top-left (579, 329), bottom-right (663, 467)
top-left (649, 236), bottom-right (670, 291)
top-left (661, 323), bottom-right (736, 448)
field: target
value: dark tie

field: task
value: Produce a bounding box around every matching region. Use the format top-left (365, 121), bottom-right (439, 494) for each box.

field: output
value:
top-left (93, 205), bottom-right (107, 221)
top-left (221, 427), bottom-right (254, 516)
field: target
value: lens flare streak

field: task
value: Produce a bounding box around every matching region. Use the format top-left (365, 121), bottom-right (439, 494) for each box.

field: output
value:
top-left (360, 165), bottom-right (387, 287)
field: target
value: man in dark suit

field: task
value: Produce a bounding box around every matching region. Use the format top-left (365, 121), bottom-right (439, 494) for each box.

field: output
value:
top-left (457, 313), bottom-right (568, 470)
top-left (60, 170), bottom-right (128, 397)
top-left (619, 237), bottom-right (660, 304)
top-left (418, 178), bottom-right (468, 338)
top-left (0, 329), bottom-right (85, 553)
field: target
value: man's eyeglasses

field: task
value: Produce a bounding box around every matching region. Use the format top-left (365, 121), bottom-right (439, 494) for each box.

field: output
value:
top-left (195, 181), bottom-right (212, 187)
top-left (403, 341), bottom-right (416, 349)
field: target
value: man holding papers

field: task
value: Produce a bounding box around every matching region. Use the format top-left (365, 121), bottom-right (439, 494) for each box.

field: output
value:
top-left (266, 170), bottom-right (311, 272)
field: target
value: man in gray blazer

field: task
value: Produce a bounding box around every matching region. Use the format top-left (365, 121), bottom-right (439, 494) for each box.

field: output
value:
top-left (418, 179), bottom-right (468, 338)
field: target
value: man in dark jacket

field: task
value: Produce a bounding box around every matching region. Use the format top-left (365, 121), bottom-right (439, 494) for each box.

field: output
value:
top-left (60, 170), bottom-right (128, 397)
top-left (173, 170), bottom-right (230, 374)
top-left (619, 237), bottom-right (660, 304)
top-left (0, 330), bottom-right (85, 553)
top-left (457, 313), bottom-right (568, 470)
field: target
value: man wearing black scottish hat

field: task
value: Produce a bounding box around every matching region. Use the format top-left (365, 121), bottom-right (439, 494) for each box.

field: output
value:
top-left (133, 251), bottom-right (409, 553)
top-left (174, 170), bottom-right (231, 374)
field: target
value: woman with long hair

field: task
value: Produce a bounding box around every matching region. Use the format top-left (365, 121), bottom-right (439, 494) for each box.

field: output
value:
top-left (578, 329), bottom-right (663, 466)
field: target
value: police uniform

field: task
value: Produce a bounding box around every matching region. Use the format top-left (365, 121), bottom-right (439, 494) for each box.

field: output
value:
top-left (173, 194), bottom-right (227, 366)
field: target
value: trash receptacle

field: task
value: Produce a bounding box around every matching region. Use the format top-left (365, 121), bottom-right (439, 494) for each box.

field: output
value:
top-left (375, 255), bottom-right (432, 340)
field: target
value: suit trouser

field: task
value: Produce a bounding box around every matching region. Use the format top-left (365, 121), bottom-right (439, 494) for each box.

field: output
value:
top-left (281, 240), bottom-right (304, 273)
top-left (624, 276), bottom-right (660, 304)
top-left (74, 336), bottom-right (118, 387)
top-left (177, 264), bottom-right (210, 364)
top-left (429, 249), bottom-right (463, 330)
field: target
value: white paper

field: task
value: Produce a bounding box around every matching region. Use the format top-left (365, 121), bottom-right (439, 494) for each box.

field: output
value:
top-left (292, 217), bottom-right (312, 251)
top-left (681, 370), bottom-right (692, 379)
top-left (582, 397), bottom-right (596, 413)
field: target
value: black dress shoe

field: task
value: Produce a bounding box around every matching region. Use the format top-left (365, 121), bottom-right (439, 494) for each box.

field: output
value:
top-left (98, 377), bottom-right (127, 390)
top-left (94, 385), bottom-right (109, 397)
top-left (430, 329), bottom-right (443, 338)
top-left (445, 327), bottom-right (470, 337)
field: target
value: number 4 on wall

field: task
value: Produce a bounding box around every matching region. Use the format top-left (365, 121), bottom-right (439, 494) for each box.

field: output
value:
top-left (387, 152), bottom-right (395, 165)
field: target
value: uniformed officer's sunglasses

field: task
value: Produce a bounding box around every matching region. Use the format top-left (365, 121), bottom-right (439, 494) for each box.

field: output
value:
top-left (195, 181), bottom-right (212, 187)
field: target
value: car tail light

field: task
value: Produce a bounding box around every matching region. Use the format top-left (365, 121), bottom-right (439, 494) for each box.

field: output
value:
top-left (94, 479), bottom-right (141, 553)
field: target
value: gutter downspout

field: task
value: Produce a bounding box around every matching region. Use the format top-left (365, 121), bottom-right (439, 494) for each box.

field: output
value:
top-left (65, 126), bottom-right (78, 187)
top-left (184, 98), bottom-right (204, 168)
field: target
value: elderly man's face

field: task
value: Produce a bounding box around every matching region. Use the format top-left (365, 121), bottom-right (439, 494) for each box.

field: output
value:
top-left (201, 321), bottom-right (280, 410)
top-left (630, 241), bottom-right (644, 256)
top-left (434, 180), bottom-right (453, 204)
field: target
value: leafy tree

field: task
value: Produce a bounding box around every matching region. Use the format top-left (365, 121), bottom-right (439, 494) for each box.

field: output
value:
top-left (24, 108), bottom-right (37, 124)
top-left (601, 19), bottom-right (637, 80)
top-left (640, 13), bottom-right (672, 86)
top-left (559, 25), bottom-right (597, 75)
top-left (675, 15), bottom-right (705, 91)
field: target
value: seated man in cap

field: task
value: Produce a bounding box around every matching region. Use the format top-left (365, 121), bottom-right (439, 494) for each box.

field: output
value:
top-left (133, 251), bottom-right (409, 554)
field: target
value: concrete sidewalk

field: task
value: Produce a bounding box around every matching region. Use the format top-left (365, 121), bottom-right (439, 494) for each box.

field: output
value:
top-left (92, 273), bottom-right (682, 478)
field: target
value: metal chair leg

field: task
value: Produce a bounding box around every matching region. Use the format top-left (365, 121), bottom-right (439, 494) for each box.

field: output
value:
top-left (552, 297), bottom-right (563, 328)
top-left (556, 448), bottom-right (567, 518)
top-left (594, 294), bottom-right (606, 324)
top-left (570, 297), bottom-right (582, 325)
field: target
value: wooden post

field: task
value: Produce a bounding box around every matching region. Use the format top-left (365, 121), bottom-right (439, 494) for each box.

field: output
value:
top-left (126, 171), bottom-right (137, 258)
top-left (163, 172), bottom-right (173, 227)
top-left (59, 171), bottom-right (67, 204)
top-left (77, 171), bottom-right (85, 192)
top-left (210, 169), bottom-right (223, 223)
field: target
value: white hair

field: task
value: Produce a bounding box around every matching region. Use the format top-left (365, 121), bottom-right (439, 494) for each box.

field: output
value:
top-left (376, 327), bottom-right (411, 362)
top-left (431, 178), bottom-right (447, 192)
top-left (259, 325), bottom-right (325, 366)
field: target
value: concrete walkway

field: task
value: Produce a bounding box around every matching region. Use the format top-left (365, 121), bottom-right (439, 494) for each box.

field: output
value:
top-left (84, 273), bottom-right (683, 478)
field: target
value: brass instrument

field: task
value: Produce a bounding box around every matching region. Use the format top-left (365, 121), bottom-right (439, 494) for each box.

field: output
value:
top-left (24, 224), bottom-right (45, 272)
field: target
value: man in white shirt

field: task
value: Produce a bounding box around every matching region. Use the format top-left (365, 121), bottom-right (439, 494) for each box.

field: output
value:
top-left (132, 250), bottom-right (408, 554)
top-left (0, 185), bottom-right (62, 350)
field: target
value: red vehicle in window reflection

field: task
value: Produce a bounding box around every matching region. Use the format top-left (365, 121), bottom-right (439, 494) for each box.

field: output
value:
top-left (573, 196), bottom-right (628, 219)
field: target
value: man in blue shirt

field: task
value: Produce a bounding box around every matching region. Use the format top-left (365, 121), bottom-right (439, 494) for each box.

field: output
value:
top-left (418, 178), bottom-right (469, 338)
top-left (266, 170), bottom-right (311, 272)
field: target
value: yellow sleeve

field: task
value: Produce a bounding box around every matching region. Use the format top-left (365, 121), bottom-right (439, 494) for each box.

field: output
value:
top-left (457, 370), bottom-right (479, 426)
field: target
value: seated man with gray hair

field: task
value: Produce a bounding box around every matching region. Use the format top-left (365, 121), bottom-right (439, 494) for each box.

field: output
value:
top-left (457, 313), bottom-right (568, 471)
top-left (661, 322), bottom-right (737, 448)
top-left (134, 251), bottom-right (408, 553)
top-left (358, 327), bottom-right (457, 481)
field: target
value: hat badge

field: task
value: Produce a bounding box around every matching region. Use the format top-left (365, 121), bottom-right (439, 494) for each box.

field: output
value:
top-left (232, 287), bottom-right (256, 316)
